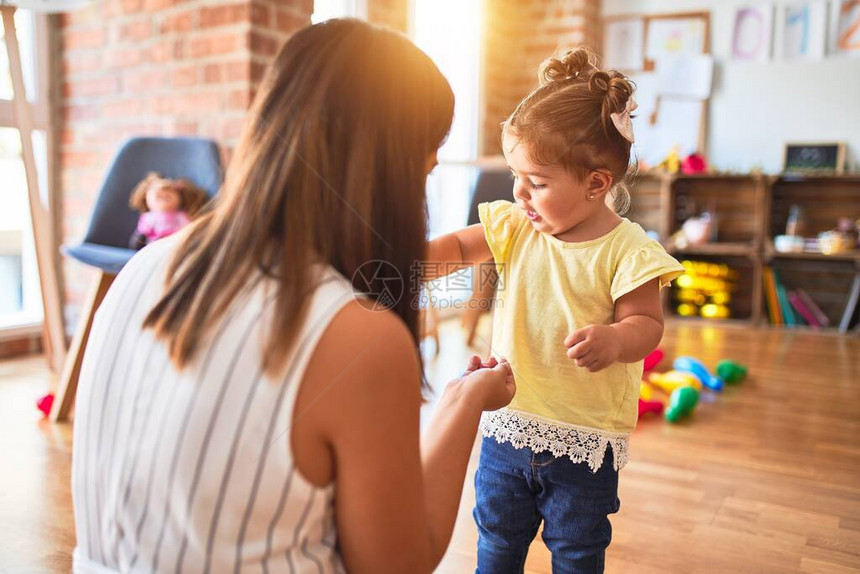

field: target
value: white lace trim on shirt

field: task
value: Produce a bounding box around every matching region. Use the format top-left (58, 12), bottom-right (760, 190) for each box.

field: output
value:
top-left (480, 409), bottom-right (630, 472)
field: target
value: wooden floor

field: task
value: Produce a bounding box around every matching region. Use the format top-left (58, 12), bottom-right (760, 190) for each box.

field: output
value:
top-left (1, 318), bottom-right (859, 573)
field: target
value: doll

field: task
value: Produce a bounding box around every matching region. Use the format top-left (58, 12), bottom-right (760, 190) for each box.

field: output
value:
top-left (128, 172), bottom-right (208, 250)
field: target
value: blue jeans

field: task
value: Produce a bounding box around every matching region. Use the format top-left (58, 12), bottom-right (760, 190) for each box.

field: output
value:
top-left (474, 437), bottom-right (620, 574)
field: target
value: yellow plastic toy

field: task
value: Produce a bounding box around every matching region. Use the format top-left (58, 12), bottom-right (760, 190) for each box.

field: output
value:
top-left (647, 370), bottom-right (702, 393)
top-left (640, 381), bottom-right (654, 400)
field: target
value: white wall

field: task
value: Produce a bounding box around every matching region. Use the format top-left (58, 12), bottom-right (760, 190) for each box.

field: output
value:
top-left (604, 0), bottom-right (860, 173)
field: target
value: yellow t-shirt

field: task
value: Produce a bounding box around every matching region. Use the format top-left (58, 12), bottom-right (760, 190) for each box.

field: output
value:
top-left (478, 200), bottom-right (685, 471)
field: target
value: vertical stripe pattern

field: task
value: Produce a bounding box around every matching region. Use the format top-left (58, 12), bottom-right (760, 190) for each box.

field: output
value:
top-left (71, 236), bottom-right (350, 574)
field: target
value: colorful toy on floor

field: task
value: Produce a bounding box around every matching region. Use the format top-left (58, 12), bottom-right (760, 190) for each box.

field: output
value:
top-left (644, 348), bottom-right (664, 372)
top-left (638, 398), bottom-right (664, 418)
top-left (716, 359), bottom-right (748, 384)
top-left (673, 356), bottom-right (724, 392)
top-left (36, 393), bottom-right (54, 418)
top-left (665, 386), bottom-right (700, 423)
top-left (647, 370), bottom-right (702, 393)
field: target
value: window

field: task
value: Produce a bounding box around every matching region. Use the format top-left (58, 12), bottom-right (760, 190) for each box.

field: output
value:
top-left (0, 10), bottom-right (52, 331)
top-left (412, 0), bottom-right (483, 238)
top-left (412, 0), bottom-right (483, 310)
top-left (312, 0), bottom-right (367, 24)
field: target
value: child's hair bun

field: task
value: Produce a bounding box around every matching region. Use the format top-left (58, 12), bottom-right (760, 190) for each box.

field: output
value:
top-left (538, 47), bottom-right (598, 86)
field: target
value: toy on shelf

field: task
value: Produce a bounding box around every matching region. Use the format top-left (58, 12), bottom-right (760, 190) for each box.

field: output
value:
top-left (716, 360), bottom-right (747, 384)
top-left (673, 260), bottom-right (737, 319)
top-left (647, 370), bottom-right (702, 393)
top-left (657, 146), bottom-right (681, 174)
top-left (665, 386), bottom-right (700, 423)
top-left (681, 152), bottom-right (708, 175)
top-left (673, 356), bottom-right (724, 392)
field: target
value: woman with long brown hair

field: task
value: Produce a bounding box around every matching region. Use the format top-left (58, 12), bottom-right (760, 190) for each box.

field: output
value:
top-left (71, 19), bottom-right (514, 573)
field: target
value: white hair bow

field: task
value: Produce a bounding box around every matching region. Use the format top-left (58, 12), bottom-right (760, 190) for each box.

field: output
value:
top-left (610, 97), bottom-right (638, 143)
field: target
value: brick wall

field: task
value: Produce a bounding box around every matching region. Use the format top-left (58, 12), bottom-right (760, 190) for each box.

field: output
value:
top-left (482, 0), bottom-right (601, 155)
top-left (57, 0), bottom-right (406, 330)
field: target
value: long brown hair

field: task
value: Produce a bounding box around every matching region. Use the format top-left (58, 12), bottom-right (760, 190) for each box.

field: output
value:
top-left (144, 19), bottom-right (454, 377)
top-left (504, 47), bottom-right (634, 213)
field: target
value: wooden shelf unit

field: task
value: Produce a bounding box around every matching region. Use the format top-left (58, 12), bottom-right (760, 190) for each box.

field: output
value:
top-left (627, 172), bottom-right (860, 332)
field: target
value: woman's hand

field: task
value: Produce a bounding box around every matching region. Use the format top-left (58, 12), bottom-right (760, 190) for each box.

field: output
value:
top-left (564, 325), bottom-right (623, 372)
top-left (455, 354), bottom-right (516, 411)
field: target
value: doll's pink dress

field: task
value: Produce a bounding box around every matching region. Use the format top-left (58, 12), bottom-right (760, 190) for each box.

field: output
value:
top-left (136, 211), bottom-right (190, 243)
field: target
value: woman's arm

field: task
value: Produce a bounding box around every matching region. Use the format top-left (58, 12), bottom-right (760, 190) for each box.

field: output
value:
top-left (425, 224), bottom-right (492, 280)
top-left (300, 301), bottom-right (513, 573)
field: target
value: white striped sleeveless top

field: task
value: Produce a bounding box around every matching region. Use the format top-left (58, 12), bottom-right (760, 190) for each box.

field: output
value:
top-left (72, 235), bottom-right (353, 573)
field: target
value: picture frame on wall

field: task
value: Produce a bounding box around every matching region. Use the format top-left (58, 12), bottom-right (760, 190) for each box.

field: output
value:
top-left (604, 17), bottom-right (645, 71)
top-left (777, 2), bottom-right (827, 60)
top-left (732, 5), bottom-right (775, 62)
top-left (643, 12), bottom-right (710, 71)
top-left (783, 142), bottom-right (848, 174)
top-left (829, 0), bottom-right (860, 57)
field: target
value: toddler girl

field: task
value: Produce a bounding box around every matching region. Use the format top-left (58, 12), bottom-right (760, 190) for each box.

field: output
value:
top-left (427, 47), bottom-right (684, 572)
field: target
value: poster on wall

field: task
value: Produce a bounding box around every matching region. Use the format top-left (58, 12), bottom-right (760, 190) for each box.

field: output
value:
top-left (645, 16), bottom-right (709, 65)
top-left (656, 55), bottom-right (714, 99)
top-left (604, 18), bottom-right (645, 71)
top-left (830, 0), bottom-right (860, 56)
top-left (732, 5), bottom-right (774, 62)
top-left (778, 2), bottom-right (827, 59)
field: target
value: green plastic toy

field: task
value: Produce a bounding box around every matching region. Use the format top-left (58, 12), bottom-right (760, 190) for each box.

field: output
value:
top-left (665, 386), bottom-right (700, 423)
top-left (716, 360), bottom-right (748, 384)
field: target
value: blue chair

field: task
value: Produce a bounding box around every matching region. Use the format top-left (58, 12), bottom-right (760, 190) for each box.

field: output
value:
top-left (53, 137), bottom-right (222, 421)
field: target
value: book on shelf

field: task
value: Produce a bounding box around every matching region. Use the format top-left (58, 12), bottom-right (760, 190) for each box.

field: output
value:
top-left (796, 288), bottom-right (830, 327)
top-left (762, 267), bottom-right (782, 325)
top-left (772, 269), bottom-right (798, 327)
top-left (788, 291), bottom-right (818, 328)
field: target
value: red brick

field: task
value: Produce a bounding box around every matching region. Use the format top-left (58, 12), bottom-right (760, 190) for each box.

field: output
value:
top-left (203, 61), bottom-right (249, 84)
top-left (64, 76), bottom-right (120, 99)
top-left (61, 150), bottom-right (105, 169)
top-left (189, 33), bottom-right (243, 58)
top-left (170, 91), bottom-right (223, 115)
top-left (160, 11), bottom-right (194, 34)
top-left (226, 88), bottom-right (252, 110)
top-left (117, 19), bottom-right (153, 43)
top-left (151, 39), bottom-right (183, 63)
top-left (101, 98), bottom-right (145, 119)
top-left (104, 47), bottom-right (149, 69)
top-left (166, 121), bottom-right (200, 136)
top-left (172, 65), bottom-right (198, 87)
top-left (199, 3), bottom-right (251, 29)
top-left (251, 4), bottom-right (271, 26)
top-left (120, 0), bottom-right (144, 14)
top-left (123, 69), bottom-right (169, 92)
top-left (62, 53), bottom-right (102, 76)
top-left (275, 9), bottom-right (308, 34)
top-left (63, 28), bottom-right (107, 51)
top-left (250, 31), bottom-right (278, 57)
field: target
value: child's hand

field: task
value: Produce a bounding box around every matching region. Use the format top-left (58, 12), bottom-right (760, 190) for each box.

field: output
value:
top-left (459, 354), bottom-right (516, 411)
top-left (564, 325), bottom-right (622, 372)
